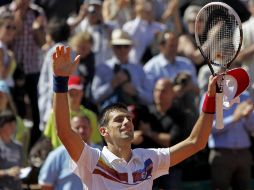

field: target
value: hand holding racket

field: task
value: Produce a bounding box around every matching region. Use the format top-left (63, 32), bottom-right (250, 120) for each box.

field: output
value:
top-left (195, 2), bottom-right (243, 129)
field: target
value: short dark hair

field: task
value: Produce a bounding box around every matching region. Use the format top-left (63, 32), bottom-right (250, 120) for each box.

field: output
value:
top-left (99, 103), bottom-right (128, 127)
top-left (46, 18), bottom-right (70, 43)
top-left (0, 110), bottom-right (16, 128)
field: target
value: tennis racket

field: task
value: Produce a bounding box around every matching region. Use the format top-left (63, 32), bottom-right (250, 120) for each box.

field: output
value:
top-left (195, 2), bottom-right (243, 129)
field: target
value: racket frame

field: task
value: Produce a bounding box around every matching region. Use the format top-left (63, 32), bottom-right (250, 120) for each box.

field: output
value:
top-left (194, 2), bottom-right (243, 129)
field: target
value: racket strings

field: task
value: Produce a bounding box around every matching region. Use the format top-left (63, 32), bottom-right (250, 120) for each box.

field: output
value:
top-left (197, 5), bottom-right (241, 67)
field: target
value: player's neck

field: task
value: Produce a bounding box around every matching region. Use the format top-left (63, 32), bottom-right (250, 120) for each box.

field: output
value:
top-left (107, 143), bottom-right (132, 162)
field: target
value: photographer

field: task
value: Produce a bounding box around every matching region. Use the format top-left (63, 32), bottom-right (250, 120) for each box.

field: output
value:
top-left (91, 29), bottom-right (153, 110)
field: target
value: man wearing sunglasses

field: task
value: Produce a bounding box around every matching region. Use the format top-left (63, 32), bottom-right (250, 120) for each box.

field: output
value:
top-left (91, 29), bottom-right (153, 110)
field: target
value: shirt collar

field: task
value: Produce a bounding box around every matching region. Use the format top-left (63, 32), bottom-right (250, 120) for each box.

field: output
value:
top-left (159, 53), bottom-right (171, 67)
top-left (102, 146), bottom-right (120, 163)
top-left (102, 146), bottom-right (140, 163)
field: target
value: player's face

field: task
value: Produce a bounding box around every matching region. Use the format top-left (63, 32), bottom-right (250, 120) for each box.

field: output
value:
top-left (106, 109), bottom-right (134, 142)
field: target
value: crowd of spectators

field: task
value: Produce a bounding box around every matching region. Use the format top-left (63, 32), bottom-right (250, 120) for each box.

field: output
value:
top-left (0, 0), bottom-right (254, 189)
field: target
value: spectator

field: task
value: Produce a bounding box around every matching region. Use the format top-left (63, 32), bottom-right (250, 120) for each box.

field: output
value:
top-left (102, 0), bottom-right (134, 28)
top-left (0, 10), bottom-right (16, 88)
top-left (235, 0), bottom-right (254, 100)
top-left (158, 0), bottom-right (182, 35)
top-left (123, 1), bottom-right (166, 64)
top-left (33, 0), bottom-right (82, 21)
top-left (177, 5), bottom-right (206, 72)
top-left (39, 115), bottom-right (101, 190)
top-left (144, 31), bottom-right (200, 128)
top-left (0, 110), bottom-right (23, 190)
top-left (131, 78), bottom-right (190, 190)
top-left (91, 28), bottom-right (153, 109)
top-left (69, 31), bottom-right (97, 112)
top-left (2, 0), bottom-right (46, 149)
top-left (68, 0), bottom-right (114, 64)
top-left (44, 75), bottom-right (102, 149)
top-left (144, 30), bottom-right (198, 89)
top-left (38, 18), bottom-right (71, 131)
top-left (200, 68), bottom-right (254, 190)
top-left (0, 80), bottom-right (29, 162)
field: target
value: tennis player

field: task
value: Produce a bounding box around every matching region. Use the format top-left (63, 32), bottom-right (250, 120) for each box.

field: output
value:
top-left (52, 45), bottom-right (217, 190)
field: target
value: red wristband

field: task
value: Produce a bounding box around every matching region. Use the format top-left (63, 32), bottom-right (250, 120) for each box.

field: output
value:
top-left (202, 94), bottom-right (215, 114)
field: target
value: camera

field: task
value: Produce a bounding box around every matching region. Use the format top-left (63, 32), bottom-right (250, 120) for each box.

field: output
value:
top-left (174, 73), bottom-right (191, 87)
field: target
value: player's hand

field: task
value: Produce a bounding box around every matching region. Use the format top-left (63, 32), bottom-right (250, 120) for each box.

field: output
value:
top-left (52, 45), bottom-right (80, 77)
top-left (207, 75), bottom-right (218, 97)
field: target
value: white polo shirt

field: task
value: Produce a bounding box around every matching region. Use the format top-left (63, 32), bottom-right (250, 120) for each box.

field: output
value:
top-left (71, 144), bottom-right (170, 190)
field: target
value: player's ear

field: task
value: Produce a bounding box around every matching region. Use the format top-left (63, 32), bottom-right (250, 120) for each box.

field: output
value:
top-left (99, 126), bottom-right (109, 137)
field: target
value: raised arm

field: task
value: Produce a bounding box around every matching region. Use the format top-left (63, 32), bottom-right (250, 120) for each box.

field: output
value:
top-left (170, 75), bottom-right (217, 167)
top-left (52, 45), bottom-right (82, 162)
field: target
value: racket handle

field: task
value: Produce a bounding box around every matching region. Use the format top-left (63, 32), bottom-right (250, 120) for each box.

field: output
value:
top-left (215, 92), bottom-right (224, 129)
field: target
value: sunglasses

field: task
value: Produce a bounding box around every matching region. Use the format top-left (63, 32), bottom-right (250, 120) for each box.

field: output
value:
top-left (113, 45), bottom-right (131, 49)
top-left (4, 25), bottom-right (16, 30)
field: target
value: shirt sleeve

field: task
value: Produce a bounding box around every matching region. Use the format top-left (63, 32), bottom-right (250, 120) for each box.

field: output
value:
top-left (38, 150), bottom-right (59, 186)
top-left (70, 144), bottom-right (100, 182)
top-left (135, 67), bottom-right (153, 104)
top-left (91, 64), bottom-right (114, 103)
top-left (148, 148), bottom-right (170, 179)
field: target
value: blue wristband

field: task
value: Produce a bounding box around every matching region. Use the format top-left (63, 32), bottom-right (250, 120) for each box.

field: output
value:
top-left (53, 76), bottom-right (69, 93)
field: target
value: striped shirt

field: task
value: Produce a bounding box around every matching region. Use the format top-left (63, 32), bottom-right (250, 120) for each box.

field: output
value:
top-left (72, 144), bottom-right (170, 190)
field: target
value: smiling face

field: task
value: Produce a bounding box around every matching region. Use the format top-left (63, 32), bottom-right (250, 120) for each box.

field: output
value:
top-left (100, 108), bottom-right (134, 145)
